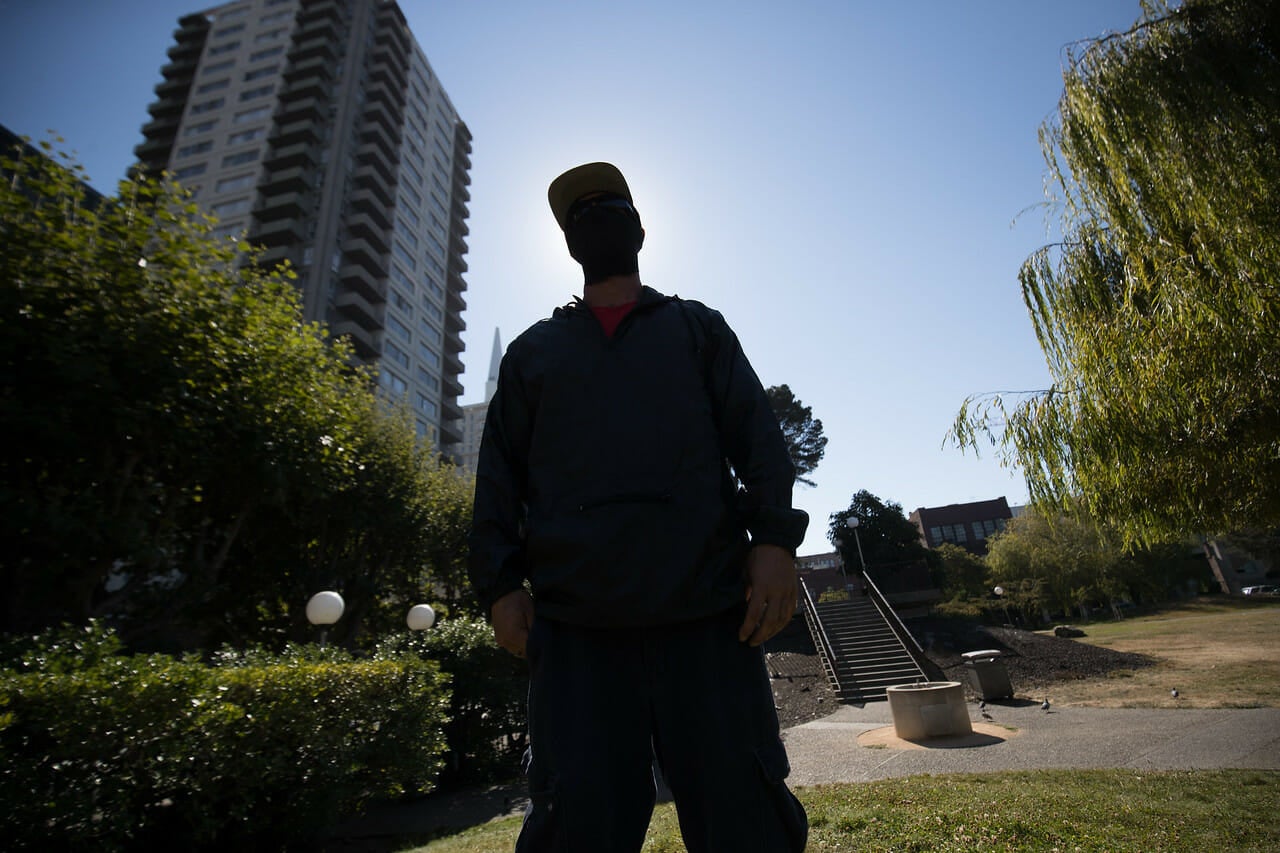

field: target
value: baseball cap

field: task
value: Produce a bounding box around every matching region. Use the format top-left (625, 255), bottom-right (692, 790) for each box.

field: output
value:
top-left (547, 162), bottom-right (634, 231)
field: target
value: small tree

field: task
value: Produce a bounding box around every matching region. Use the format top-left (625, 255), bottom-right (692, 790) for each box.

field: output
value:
top-left (765, 384), bottom-right (827, 487)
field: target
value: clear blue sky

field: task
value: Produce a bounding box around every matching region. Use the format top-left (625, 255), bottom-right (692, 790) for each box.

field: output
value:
top-left (0, 0), bottom-right (1146, 556)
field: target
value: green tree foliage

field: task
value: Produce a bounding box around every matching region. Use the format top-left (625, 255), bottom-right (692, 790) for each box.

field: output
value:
top-left (828, 490), bottom-right (928, 574)
top-left (984, 506), bottom-right (1210, 623)
top-left (765, 384), bottom-right (827, 487)
top-left (932, 542), bottom-right (990, 600)
top-left (949, 0), bottom-right (1280, 546)
top-left (0, 141), bottom-right (474, 649)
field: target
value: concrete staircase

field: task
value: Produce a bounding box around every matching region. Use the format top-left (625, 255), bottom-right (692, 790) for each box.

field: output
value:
top-left (801, 578), bottom-right (931, 703)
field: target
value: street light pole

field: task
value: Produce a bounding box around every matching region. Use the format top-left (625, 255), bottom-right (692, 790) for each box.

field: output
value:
top-left (846, 516), bottom-right (868, 575)
top-left (994, 585), bottom-right (1012, 627)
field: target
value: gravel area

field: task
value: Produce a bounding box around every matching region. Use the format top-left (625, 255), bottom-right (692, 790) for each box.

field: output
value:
top-left (765, 615), bottom-right (1157, 729)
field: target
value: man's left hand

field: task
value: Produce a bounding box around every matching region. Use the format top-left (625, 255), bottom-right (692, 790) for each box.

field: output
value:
top-left (738, 544), bottom-right (798, 646)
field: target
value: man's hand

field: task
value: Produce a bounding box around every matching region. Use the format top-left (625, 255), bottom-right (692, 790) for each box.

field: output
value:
top-left (738, 544), bottom-right (798, 646)
top-left (491, 589), bottom-right (535, 658)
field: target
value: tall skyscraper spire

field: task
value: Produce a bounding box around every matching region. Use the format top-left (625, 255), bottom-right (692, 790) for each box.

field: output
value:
top-left (485, 328), bottom-right (502, 403)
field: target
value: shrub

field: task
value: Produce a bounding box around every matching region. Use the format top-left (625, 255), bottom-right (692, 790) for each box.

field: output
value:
top-left (0, 623), bottom-right (450, 850)
top-left (378, 616), bottom-right (527, 787)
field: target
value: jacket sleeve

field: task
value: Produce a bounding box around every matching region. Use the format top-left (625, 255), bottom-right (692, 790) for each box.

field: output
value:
top-left (467, 347), bottom-right (533, 618)
top-left (699, 305), bottom-right (809, 553)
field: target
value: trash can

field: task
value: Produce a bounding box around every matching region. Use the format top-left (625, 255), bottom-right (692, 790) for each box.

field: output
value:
top-left (962, 649), bottom-right (1012, 700)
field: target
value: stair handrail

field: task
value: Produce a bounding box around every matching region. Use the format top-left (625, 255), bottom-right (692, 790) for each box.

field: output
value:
top-left (798, 575), bottom-right (842, 695)
top-left (858, 568), bottom-right (944, 681)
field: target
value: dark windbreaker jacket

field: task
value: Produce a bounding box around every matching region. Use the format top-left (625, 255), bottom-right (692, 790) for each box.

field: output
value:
top-left (467, 286), bottom-right (808, 628)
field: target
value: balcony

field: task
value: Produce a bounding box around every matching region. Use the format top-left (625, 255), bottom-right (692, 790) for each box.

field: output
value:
top-left (299, 0), bottom-right (342, 24)
top-left (147, 96), bottom-right (185, 120)
top-left (283, 54), bottom-right (331, 83)
top-left (348, 187), bottom-right (393, 229)
top-left (362, 100), bottom-right (398, 139)
top-left (262, 141), bottom-right (316, 170)
top-left (281, 73), bottom-right (328, 101)
top-left (140, 114), bottom-right (181, 139)
top-left (330, 320), bottom-right (378, 360)
top-left (341, 236), bottom-right (387, 277)
top-left (352, 164), bottom-right (394, 207)
top-left (296, 14), bottom-right (338, 41)
top-left (335, 288), bottom-right (383, 331)
top-left (250, 217), bottom-right (306, 247)
top-left (259, 164), bottom-right (310, 192)
top-left (288, 34), bottom-right (338, 62)
top-left (275, 95), bottom-right (325, 123)
top-left (256, 244), bottom-right (295, 271)
top-left (339, 264), bottom-right (384, 304)
top-left (356, 140), bottom-right (396, 185)
top-left (269, 118), bottom-right (320, 148)
top-left (133, 136), bottom-right (172, 163)
top-left (345, 212), bottom-right (389, 252)
top-left (255, 190), bottom-right (307, 222)
top-left (160, 56), bottom-right (198, 80)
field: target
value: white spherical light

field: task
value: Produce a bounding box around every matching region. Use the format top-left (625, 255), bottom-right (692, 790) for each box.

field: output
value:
top-left (406, 604), bottom-right (436, 631)
top-left (306, 591), bottom-right (345, 626)
top-left (993, 586), bottom-right (1005, 597)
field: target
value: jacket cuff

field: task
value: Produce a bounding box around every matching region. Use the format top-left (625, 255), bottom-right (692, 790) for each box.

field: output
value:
top-left (477, 577), bottom-right (527, 621)
top-left (747, 505), bottom-right (809, 555)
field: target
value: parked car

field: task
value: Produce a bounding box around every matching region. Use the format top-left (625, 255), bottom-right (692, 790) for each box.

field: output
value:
top-left (1241, 585), bottom-right (1280, 596)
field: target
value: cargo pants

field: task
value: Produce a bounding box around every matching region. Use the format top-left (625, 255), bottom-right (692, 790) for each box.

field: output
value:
top-left (515, 605), bottom-right (808, 852)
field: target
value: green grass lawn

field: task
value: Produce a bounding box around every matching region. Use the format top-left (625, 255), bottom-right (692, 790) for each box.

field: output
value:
top-left (406, 599), bottom-right (1280, 852)
top-left (410, 770), bottom-right (1280, 852)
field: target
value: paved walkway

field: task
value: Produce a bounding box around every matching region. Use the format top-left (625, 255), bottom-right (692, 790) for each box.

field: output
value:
top-left (325, 701), bottom-right (1280, 846)
top-left (782, 700), bottom-right (1280, 787)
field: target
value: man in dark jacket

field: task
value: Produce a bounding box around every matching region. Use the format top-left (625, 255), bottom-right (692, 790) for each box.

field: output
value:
top-left (468, 162), bottom-right (809, 852)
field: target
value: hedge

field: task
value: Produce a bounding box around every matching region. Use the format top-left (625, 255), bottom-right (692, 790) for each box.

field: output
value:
top-left (0, 622), bottom-right (451, 850)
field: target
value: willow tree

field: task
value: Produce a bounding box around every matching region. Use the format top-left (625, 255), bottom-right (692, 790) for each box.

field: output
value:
top-left (951, 0), bottom-right (1280, 545)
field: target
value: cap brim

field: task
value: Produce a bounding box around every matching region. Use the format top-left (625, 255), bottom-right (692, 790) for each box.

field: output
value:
top-left (548, 162), bottom-right (633, 230)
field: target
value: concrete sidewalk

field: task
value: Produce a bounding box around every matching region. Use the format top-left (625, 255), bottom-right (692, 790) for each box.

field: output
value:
top-left (783, 700), bottom-right (1280, 786)
top-left (325, 702), bottom-right (1280, 846)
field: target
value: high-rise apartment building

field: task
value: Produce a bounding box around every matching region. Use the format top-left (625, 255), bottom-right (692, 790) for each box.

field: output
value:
top-left (134, 0), bottom-right (470, 450)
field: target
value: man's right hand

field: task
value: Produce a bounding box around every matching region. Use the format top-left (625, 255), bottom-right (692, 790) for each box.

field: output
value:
top-left (490, 589), bottom-right (535, 658)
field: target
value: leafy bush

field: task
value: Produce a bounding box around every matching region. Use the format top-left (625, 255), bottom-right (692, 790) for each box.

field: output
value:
top-left (378, 616), bottom-right (527, 787)
top-left (0, 623), bottom-right (450, 850)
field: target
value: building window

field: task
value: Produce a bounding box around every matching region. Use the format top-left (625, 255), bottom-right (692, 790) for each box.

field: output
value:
top-left (418, 343), bottom-right (440, 369)
top-left (417, 394), bottom-right (438, 418)
top-left (202, 59), bottom-right (235, 74)
top-left (175, 163), bottom-right (207, 180)
top-left (385, 340), bottom-right (410, 369)
top-left (227, 127), bottom-right (266, 145)
top-left (244, 65), bottom-right (278, 81)
top-left (215, 173), bottom-right (256, 193)
top-left (177, 140), bottom-right (213, 158)
top-left (233, 105), bottom-right (272, 124)
top-left (418, 320), bottom-right (441, 345)
top-left (378, 370), bottom-right (407, 395)
top-left (249, 45), bottom-right (285, 62)
top-left (390, 289), bottom-right (412, 312)
top-left (212, 197), bottom-right (251, 217)
top-left (386, 315), bottom-right (411, 342)
top-left (190, 98), bottom-right (226, 114)
top-left (184, 119), bottom-right (218, 136)
top-left (208, 41), bottom-right (240, 56)
top-left (239, 85), bottom-right (275, 102)
top-left (221, 150), bottom-right (259, 167)
top-left (213, 23), bottom-right (245, 38)
top-left (259, 10), bottom-right (292, 24)
top-left (197, 78), bottom-right (230, 94)
top-left (254, 28), bottom-right (287, 43)
top-left (392, 241), bottom-right (416, 270)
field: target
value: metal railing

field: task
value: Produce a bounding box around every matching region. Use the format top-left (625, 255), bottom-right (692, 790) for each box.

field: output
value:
top-left (798, 575), bottom-right (843, 696)
top-left (858, 569), bottom-right (944, 682)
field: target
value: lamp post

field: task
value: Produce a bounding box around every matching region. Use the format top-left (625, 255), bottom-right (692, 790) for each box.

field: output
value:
top-left (306, 590), bottom-right (345, 647)
top-left (845, 516), bottom-right (868, 575)
top-left (406, 604), bottom-right (436, 632)
top-left (993, 585), bottom-right (1012, 627)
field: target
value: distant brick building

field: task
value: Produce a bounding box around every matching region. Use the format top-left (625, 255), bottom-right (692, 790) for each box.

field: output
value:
top-left (909, 497), bottom-right (1013, 556)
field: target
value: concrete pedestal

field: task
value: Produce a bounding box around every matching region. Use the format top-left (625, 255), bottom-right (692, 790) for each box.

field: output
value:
top-left (885, 681), bottom-right (973, 740)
